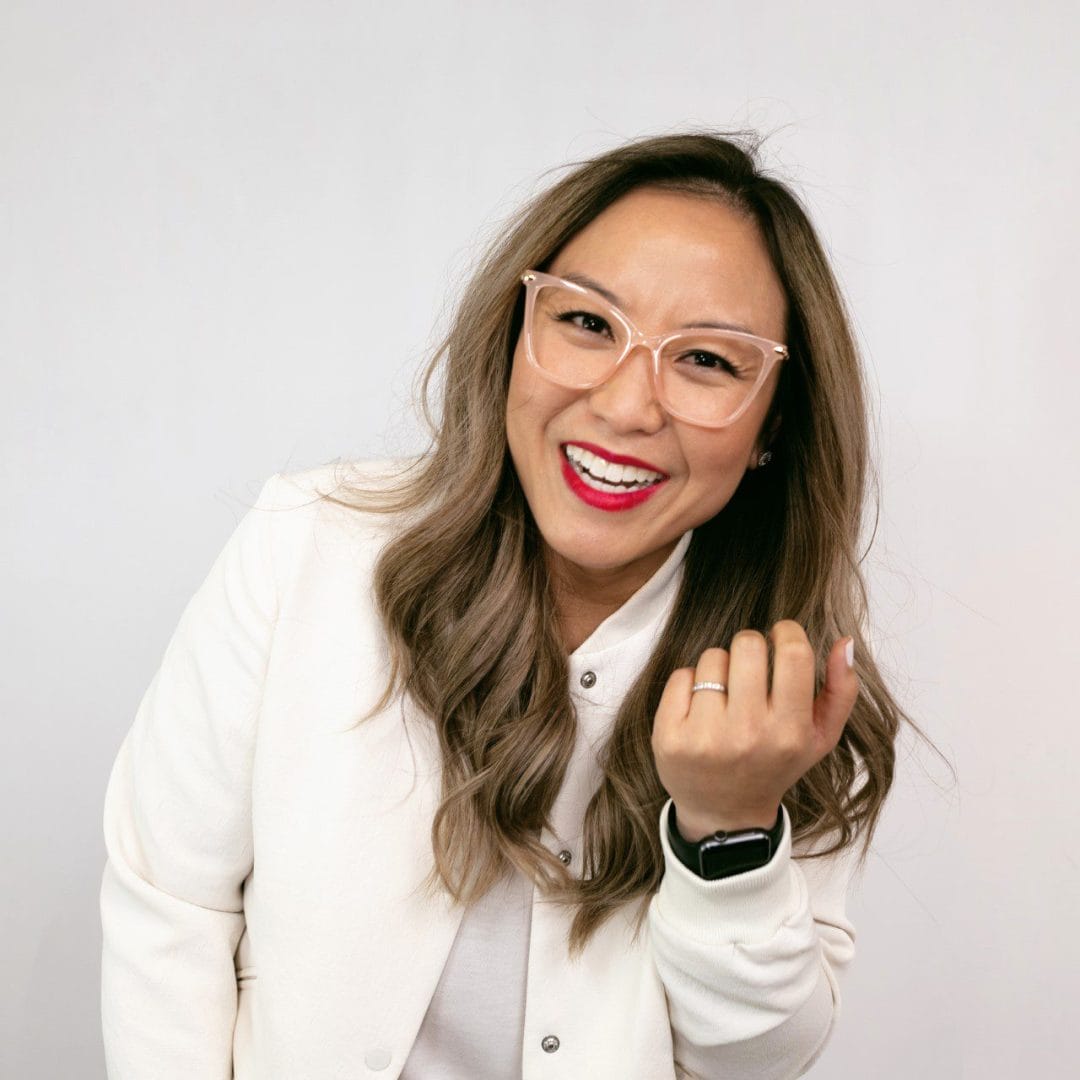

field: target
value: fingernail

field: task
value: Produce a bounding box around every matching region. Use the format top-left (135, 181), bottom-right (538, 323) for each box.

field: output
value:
top-left (844, 638), bottom-right (855, 668)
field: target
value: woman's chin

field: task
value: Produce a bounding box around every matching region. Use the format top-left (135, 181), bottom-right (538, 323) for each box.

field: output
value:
top-left (538, 525), bottom-right (666, 581)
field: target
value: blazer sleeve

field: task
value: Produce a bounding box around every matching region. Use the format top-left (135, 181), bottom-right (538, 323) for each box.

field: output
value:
top-left (99, 473), bottom-right (285, 1079)
top-left (647, 798), bottom-right (860, 1080)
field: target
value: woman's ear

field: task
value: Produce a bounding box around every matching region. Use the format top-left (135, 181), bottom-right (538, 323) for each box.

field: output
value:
top-left (748, 410), bottom-right (783, 469)
top-left (765, 409), bottom-right (782, 447)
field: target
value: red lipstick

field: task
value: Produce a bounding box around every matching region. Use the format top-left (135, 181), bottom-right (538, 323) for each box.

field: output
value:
top-left (564, 441), bottom-right (668, 476)
top-left (559, 443), bottom-right (668, 512)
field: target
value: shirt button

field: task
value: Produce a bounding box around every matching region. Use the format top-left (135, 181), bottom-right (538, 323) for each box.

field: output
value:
top-left (364, 1047), bottom-right (392, 1070)
top-left (541, 1034), bottom-right (561, 1053)
top-left (557, 849), bottom-right (572, 865)
top-left (579, 670), bottom-right (597, 689)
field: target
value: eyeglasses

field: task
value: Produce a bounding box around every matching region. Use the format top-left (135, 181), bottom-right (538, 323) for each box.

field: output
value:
top-left (519, 270), bottom-right (789, 429)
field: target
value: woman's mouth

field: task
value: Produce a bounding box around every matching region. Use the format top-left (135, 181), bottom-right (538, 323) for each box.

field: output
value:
top-left (559, 442), bottom-right (668, 511)
top-left (563, 443), bottom-right (665, 492)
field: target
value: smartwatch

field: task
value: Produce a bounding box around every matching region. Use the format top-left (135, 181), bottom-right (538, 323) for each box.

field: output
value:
top-left (666, 803), bottom-right (785, 880)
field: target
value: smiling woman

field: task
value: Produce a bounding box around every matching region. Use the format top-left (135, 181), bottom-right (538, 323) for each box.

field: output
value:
top-left (100, 131), bottom-right (940, 1080)
top-left (507, 187), bottom-right (790, 632)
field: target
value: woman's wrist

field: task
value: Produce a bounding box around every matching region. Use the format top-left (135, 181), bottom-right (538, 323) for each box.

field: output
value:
top-left (666, 802), bottom-right (786, 880)
top-left (672, 804), bottom-right (781, 843)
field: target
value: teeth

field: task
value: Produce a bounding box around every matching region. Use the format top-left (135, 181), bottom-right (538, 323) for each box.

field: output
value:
top-left (563, 445), bottom-right (664, 492)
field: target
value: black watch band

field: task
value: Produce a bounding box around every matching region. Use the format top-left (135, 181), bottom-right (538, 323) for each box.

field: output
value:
top-left (666, 803), bottom-right (785, 880)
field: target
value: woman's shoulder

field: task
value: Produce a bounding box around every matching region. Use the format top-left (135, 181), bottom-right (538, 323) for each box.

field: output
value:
top-left (270, 454), bottom-right (426, 504)
top-left (250, 454), bottom-right (429, 563)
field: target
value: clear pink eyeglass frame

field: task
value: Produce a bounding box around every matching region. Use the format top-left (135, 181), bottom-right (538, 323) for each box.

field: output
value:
top-left (520, 270), bottom-right (789, 430)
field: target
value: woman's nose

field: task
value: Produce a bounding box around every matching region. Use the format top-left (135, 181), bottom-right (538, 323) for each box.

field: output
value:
top-left (584, 345), bottom-right (666, 434)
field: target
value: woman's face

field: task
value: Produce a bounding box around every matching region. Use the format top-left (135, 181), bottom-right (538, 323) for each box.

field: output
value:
top-left (506, 186), bottom-right (788, 587)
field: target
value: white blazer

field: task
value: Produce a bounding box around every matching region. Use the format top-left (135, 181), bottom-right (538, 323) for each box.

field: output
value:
top-left (100, 461), bottom-right (859, 1080)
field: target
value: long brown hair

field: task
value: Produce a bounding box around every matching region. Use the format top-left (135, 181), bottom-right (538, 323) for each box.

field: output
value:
top-left (318, 131), bottom-right (947, 955)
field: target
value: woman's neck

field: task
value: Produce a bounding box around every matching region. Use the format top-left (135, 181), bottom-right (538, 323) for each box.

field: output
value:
top-left (544, 539), bottom-right (678, 654)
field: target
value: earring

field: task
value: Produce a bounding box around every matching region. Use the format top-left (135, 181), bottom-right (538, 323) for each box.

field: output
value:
top-left (757, 450), bottom-right (773, 467)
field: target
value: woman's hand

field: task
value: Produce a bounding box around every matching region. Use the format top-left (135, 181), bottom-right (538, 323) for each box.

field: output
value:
top-left (651, 620), bottom-right (858, 842)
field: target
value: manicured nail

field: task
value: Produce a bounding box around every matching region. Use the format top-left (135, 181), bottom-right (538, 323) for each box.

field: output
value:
top-left (844, 638), bottom-right (855, 668)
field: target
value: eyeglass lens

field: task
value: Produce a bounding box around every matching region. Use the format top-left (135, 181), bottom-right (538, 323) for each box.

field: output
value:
top-left (529, 284), bottom-right (768, 425)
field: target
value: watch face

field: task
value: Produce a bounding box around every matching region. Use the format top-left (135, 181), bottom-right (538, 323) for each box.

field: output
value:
top-left (699, 833), bottom-right (772, 878)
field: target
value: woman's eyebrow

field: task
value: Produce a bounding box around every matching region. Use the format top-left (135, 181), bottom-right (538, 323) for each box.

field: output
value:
top-left (562, 271), bottom-right (622, 305)
top-left (560, 270), bottom-right (754, 335)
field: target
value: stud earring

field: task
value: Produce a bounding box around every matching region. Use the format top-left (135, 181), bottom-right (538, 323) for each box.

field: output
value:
top-left (757, 450), bottom-right (773, 467)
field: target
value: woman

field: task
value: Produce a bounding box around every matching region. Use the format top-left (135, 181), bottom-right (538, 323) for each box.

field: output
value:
top-left (100, 131), bottom-right (920, 1079)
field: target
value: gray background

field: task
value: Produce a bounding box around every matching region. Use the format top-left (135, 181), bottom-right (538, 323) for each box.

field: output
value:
top-left (4, 1), bottom-right (1077, 1076)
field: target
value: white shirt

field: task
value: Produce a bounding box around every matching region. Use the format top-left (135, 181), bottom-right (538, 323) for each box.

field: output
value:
top-left (402, 530), bottom-right (693, 1079)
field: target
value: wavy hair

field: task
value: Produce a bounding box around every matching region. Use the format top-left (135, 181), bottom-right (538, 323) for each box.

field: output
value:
top-left (319, 131), bottom-right (947, 956)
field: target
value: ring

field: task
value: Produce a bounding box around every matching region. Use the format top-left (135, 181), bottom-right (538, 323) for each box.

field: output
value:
top-left (691, 681), bottom-right (727, 693)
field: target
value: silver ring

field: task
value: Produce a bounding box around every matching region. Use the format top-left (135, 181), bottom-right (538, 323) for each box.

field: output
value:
top-left (691, 681), bottom-right (727, 693)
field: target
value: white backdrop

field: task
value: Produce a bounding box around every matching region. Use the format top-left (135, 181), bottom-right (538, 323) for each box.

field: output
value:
top-left (3, 2), bottom-right (1077, 1077)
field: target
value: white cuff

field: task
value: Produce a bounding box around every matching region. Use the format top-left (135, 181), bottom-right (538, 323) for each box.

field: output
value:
top-left (655, 798), bottom-right (802, 946)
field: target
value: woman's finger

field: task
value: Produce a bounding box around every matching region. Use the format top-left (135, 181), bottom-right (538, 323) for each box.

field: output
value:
top-left (655, 666), bottom-right (697, 729)
top-left (725, 629), bottom-right (769, 716)
top-left (686, 647), bottom-right (730, 724)
top-left (812, 637), bottom-right (859, 754)
top-left (768, 620), bottom-right (816, 721)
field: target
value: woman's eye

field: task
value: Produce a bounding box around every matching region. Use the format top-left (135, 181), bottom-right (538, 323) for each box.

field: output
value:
top-left (557, 309), bottom-right (612, 337)
top-left (684, 350), bottom-right (738, 374)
